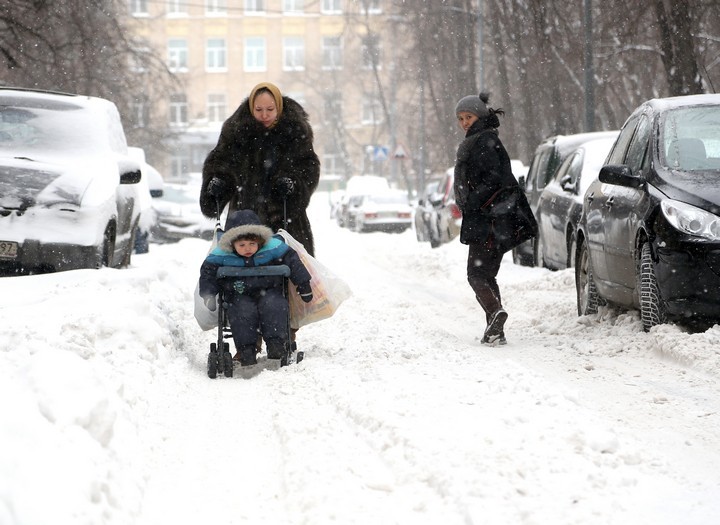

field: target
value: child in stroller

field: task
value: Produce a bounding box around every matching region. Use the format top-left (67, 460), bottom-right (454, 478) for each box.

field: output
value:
top-left (199, 209), bottom-right (313, 368)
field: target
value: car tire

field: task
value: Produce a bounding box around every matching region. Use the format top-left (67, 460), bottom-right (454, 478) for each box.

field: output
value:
top-left (566, 230), bottom-right (577, 269)
top-left (122, 222), bottom-right (138, 267)
top-left (534, 227), bottom-right (545, 269)
top-left (576, 239), bottom-right (601, 316)
top-left (639, 242), bottom-right (667, 331)
top-left (99, 222), bottom-right (116, 268)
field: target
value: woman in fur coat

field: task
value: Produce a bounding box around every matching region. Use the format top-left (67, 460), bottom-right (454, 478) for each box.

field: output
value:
top-left (200, 82), bottom-right (320, 256)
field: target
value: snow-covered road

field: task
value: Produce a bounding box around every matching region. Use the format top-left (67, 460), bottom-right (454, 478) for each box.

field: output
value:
top-left (2, 194), bottom-right (719, 525)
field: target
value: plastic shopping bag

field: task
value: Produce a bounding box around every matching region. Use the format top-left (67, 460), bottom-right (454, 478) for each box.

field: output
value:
top-left (278, 229), bottom-right (352, 329)
top-left (194, 225), bottom-right (222, 331)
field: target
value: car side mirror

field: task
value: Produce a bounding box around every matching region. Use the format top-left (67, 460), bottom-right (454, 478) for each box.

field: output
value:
top-left (150, 189), bottom-right (164, 198)
top-left (559, 174), bottom-right (575, 193)
top-left (598, 165), bottom-right (644, 189)
top-left (120, 169), bottom-right (142, 184)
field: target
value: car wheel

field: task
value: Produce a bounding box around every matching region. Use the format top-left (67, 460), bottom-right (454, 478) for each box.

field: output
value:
top-left (576, 239), bottom-right (601, 316)
top-left (99, 222), bottom-right (116, 268)
top-left (566, 230), bottom-right (577, 269)
top-left (638, 242), bottom-right (667, 331)
top-left (534, 228), bottom-right (545, 269)
top-left (122, 222), bottom-right (138, 267)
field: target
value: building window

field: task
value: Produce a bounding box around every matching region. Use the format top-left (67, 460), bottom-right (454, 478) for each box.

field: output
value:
top-left (361, 95), bottom-right (382, 124)
top-left (207, 93), bottom-right (227, 123)
top-left (169, 93), bottom-right (188, 126)
top-left (206, 39), bottom-right (227, 71)
top-left (244, 37), bottom-right (266, 71)
top-left (321, 0), bottom-right (342, 13)
top-left (283, 37), bottom-right (305, 71)
top-left (324, 92), bottom-right (342, 123)
top-left (170, 153), bottom-right (190, 180)
top-left (283, 0), bottom-right (304, 13)
top-left (131, 99), bottom-right (149, 128)
top-left (168, 39), bottom-right (188, 71)
top-left (245, 0), bottom-right (264, 14)
top-left (361, 0), bottom-right (381, 14)
top-left (361, 34), bottom-right (381, 69)
top-left (206, 0), bottom-right (226, 15)
top-left (167, 0), bottom-right (187, 15)
top-left (322, 36), bottom-right (342, 70)
top-left (130, 0), bottom-right (148, 15)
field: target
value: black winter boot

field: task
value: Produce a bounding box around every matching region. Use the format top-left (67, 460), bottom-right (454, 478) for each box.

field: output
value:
top-left (266, 339), bottom-right (287, 360)
top-left (235, 345), bottom-right (257, 367)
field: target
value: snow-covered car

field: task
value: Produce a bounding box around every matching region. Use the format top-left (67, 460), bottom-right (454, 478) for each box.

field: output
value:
top-left (128, 147), bottom-right (164, 254)
top-left (150, 183), bottom-right (215, 243)
top-left (335, 175), bottom-right (390, 228)
top-left (0, 88), bottom-right (144, 275)
top-left (346, 190), bottom-right (413, 233)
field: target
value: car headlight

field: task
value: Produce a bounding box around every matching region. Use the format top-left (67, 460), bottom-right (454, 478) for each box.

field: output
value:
top-left (661, 199), bottom-right (720, 241)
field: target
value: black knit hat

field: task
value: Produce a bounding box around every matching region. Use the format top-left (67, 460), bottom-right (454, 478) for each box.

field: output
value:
top-left (455, 92), bottom-right (490, 118)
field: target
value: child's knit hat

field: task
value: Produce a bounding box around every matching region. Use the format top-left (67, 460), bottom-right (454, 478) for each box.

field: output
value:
top-left (219, 210), bottom-right (273, 252)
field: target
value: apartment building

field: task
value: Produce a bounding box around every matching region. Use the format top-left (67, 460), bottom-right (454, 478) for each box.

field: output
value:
top-left (127, 0), bottom-right (407, 187)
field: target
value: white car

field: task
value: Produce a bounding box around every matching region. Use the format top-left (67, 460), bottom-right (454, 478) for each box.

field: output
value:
top-left (150, 183), bottom-right (215, 243)
top-left (347, 190), bottom-right (413, 233)
top-left (0, 88), bottom-right (144, 274)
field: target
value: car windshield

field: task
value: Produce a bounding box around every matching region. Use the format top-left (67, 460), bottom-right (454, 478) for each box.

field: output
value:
top-left (661, 106), bottom-right (720, 171)
top-left (0, 97), bottom-right (114, 156)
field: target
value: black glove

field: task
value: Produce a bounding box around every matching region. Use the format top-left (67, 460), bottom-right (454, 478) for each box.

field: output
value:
top-left (203, 295), bottom-right (217, 311)
top-left (274, 177), bottom-right (295, 197)
top-left (297, 282), bottom-right (313, 303)
top-left (207, 177), bottom-right (227, 200)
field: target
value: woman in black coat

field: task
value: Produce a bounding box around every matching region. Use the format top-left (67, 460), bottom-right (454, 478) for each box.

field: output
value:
top-left (453, 93), bottom-right (536, 345)
top-left (200, 82), bottom-right (320, 256)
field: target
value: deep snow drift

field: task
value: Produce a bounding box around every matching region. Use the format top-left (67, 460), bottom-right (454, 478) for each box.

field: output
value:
top-left (1, 193), bottom-right (719, 525)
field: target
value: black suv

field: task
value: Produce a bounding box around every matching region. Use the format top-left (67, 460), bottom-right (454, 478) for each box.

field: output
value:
top-left (575, 94), bottom-right (720, 331)
top-left (514, 130), bottom-right (620, 266)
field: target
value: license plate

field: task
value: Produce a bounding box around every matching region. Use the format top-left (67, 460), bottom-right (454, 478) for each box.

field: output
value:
top-left (0, 241), bottom-right (18, 260)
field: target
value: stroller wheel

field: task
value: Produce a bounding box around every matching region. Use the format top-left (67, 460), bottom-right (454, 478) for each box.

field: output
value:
top-left (223, 351), bottom-right (233, 377)
top-left (207, 351), bottom-right (218, 379)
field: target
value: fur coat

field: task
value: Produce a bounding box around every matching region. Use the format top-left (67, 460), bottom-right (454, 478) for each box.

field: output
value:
top-left (200, 96), bottom-right (320, 255)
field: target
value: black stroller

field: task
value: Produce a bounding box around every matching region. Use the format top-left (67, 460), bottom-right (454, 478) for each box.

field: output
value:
top-left (206, 202), bottom-right (303, 379)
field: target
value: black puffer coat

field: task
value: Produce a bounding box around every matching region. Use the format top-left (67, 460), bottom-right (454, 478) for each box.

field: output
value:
top-left (200, 97), bottom-right (320, 255)
top-left (454, 114), bottom-right (536, 252)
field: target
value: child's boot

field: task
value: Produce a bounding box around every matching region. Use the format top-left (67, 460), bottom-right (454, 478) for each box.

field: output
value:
top-left (236, 344), bottom-right (257, 366)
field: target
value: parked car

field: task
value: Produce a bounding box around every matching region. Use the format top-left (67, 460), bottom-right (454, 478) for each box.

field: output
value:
top-left (575, 94), bottom-right (720, 331)
top-left (414, 180), bottom-right (439, 243)
top-left (128, 146), bottom-right (164, 254)
top-left (346, 190), bottom-right (413, 233)
top-left (513, 130), bottom-right (620, 266)
top-left (334, 175), bottom-right (390, 228)
top-left (426, 167), bottom-right (462, 248)
top-left (0, 88), bottom-right (143, 275)
top-left (150, 182), bottom-right (214, 243)
top-left (534, 135), bottom-right (618, 270)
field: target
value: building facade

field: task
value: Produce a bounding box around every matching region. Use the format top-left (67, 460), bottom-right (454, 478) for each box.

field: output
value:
top-left (126, 0), bottom-right (408, 188)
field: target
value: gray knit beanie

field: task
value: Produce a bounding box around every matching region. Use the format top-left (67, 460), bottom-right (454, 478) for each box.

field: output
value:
top-left (455, 92), bottom-right (490, 118)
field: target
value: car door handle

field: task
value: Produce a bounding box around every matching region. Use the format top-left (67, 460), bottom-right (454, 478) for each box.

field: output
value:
top-left (603, 197), bottom-right (615, 208)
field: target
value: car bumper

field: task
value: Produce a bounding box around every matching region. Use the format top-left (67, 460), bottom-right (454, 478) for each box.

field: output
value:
top-left (0, 239), bottom-right (99, 275)
top-left (654, 242), bottom-right (720, 319)
top-left (359, 218), bottom-right (412, 232)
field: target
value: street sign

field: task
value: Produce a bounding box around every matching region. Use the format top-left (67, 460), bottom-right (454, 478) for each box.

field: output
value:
top-left (393, 144), bottom-right (408, 159)
top-left (373, 146), bottom-right (389, 161)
